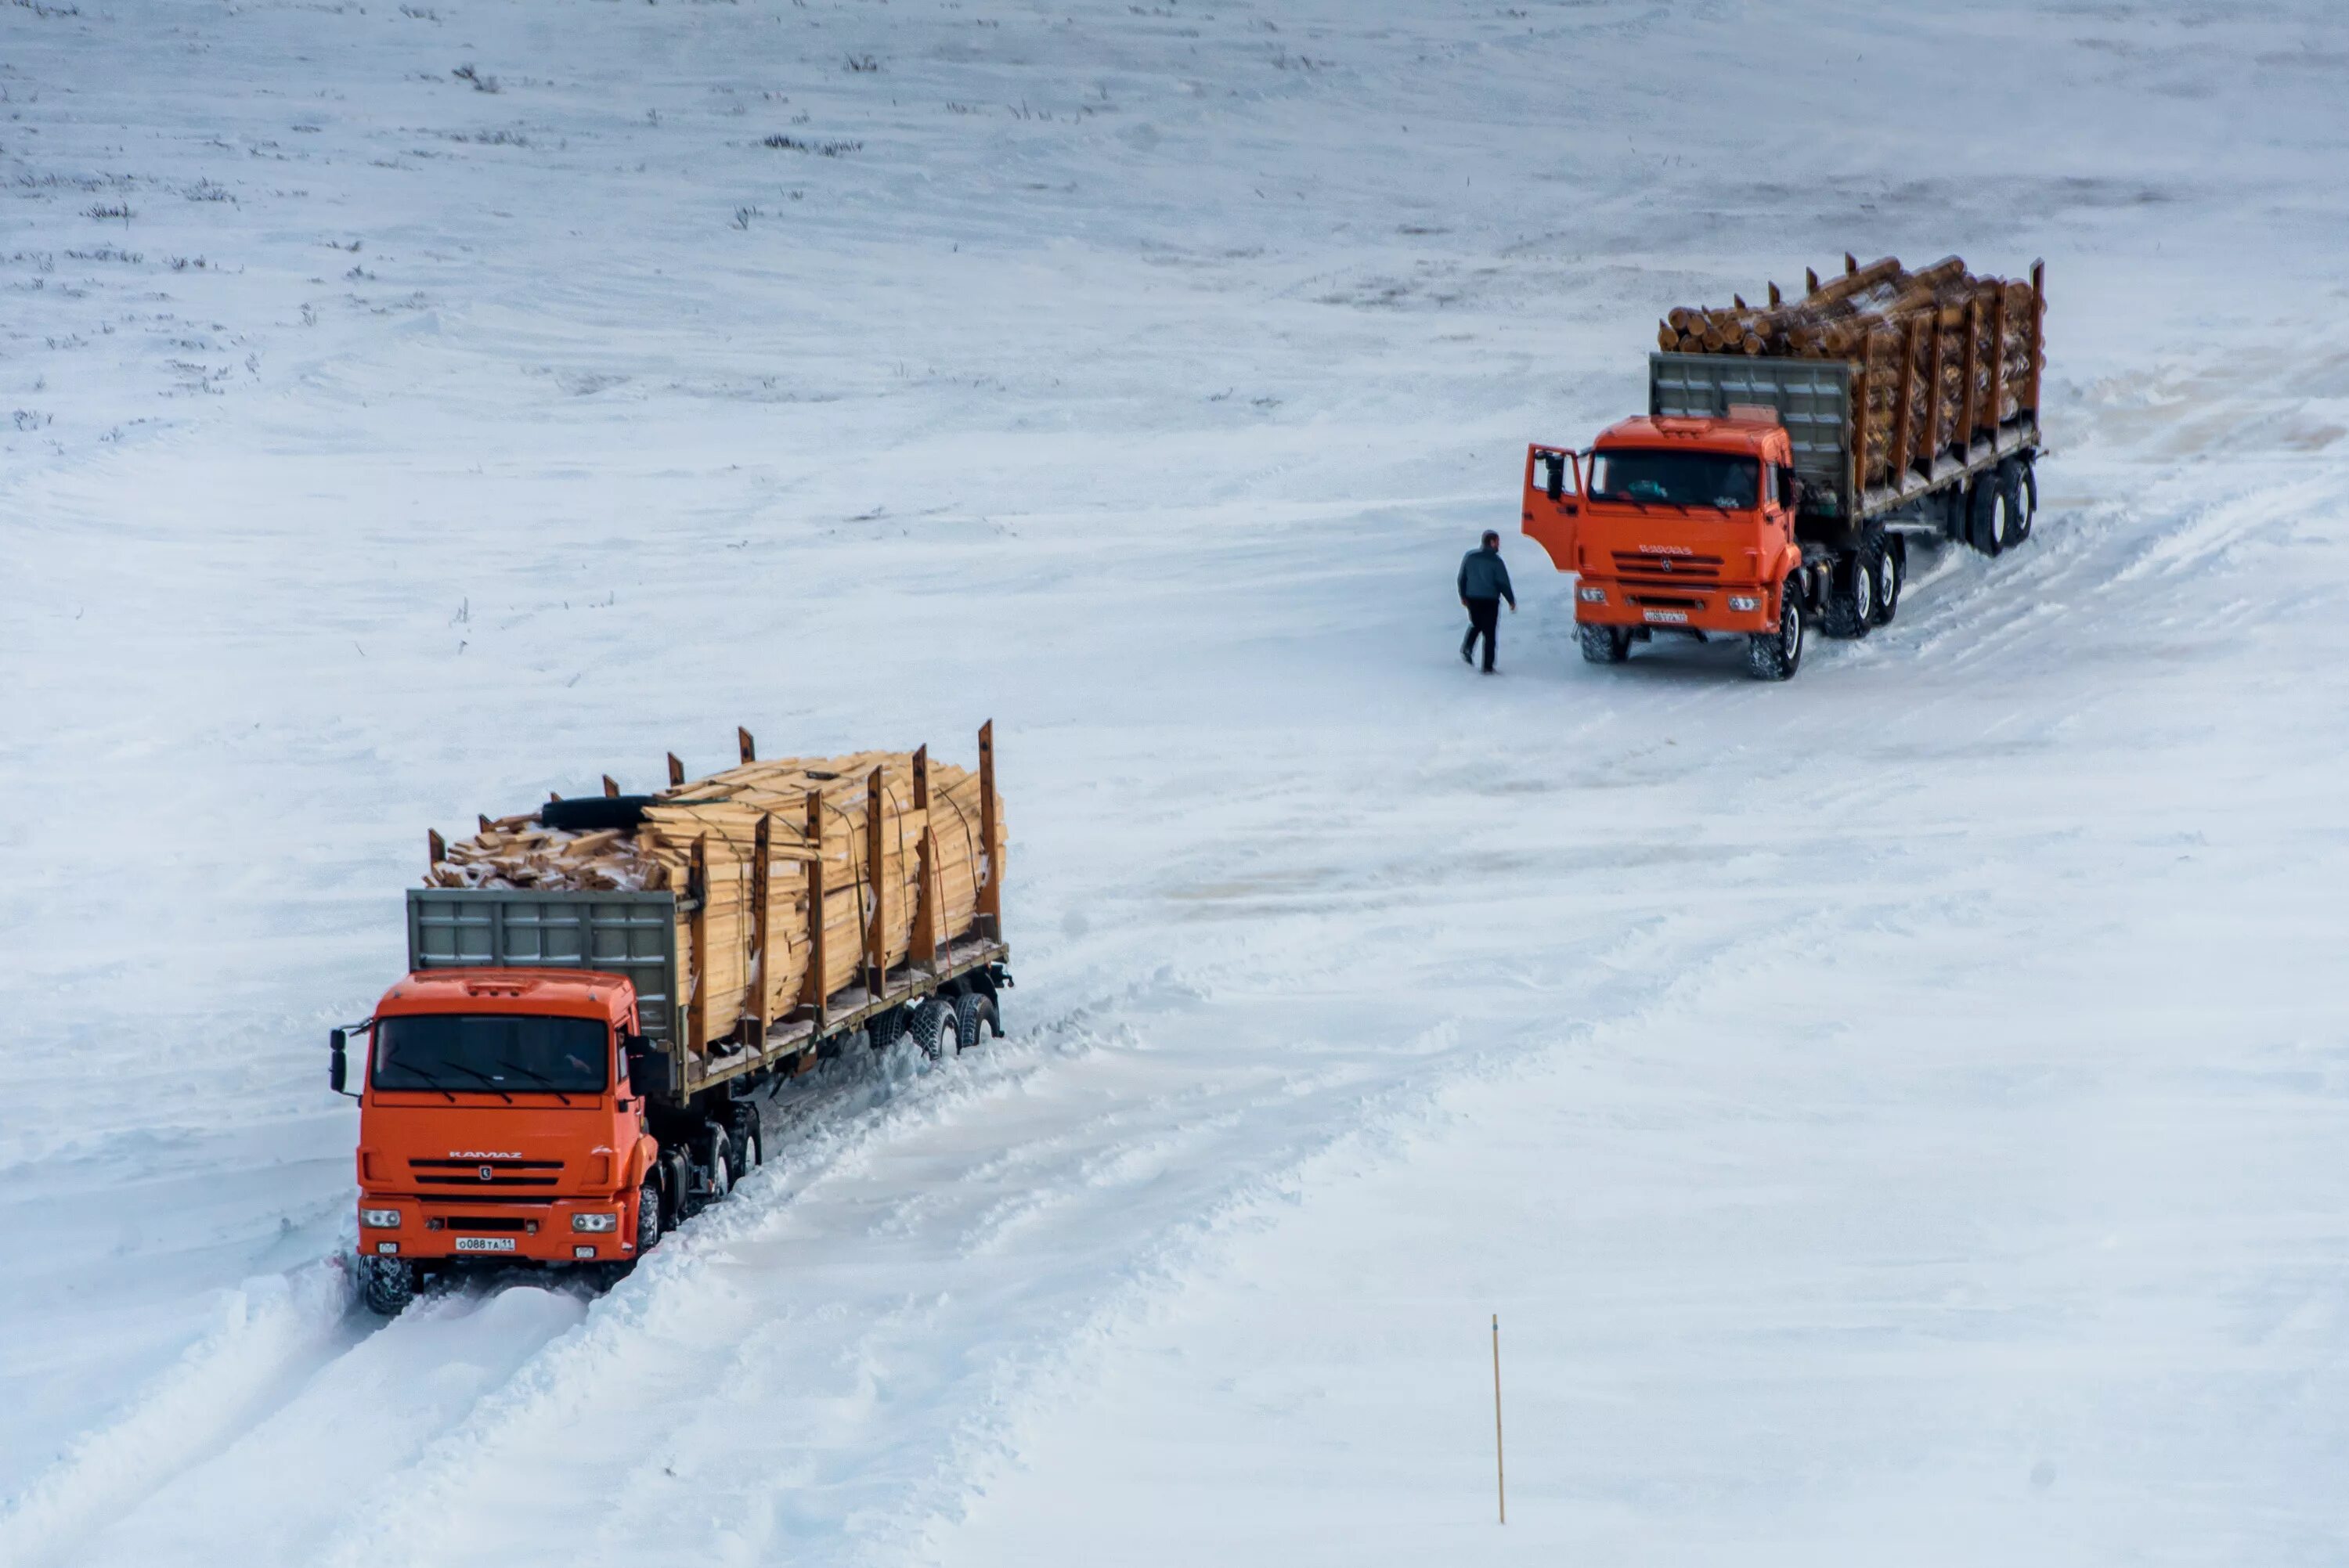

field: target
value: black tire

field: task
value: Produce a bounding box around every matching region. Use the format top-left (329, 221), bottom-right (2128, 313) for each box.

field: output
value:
top-left (1872, 535), bottom-right (1904, 625)
top-left (1820, 542), bottom-right (1877, 638)
top-left (1999, 456), bottom-right (2031, 545)
top-left (358, 1254), bottom-right (417, 1317)
top-left (1745, 586), bottom-right (1803, 681)
top-left (727, 1104), bottom-right (762, 1173)
top-left (1966, 473), bottom-right (2004, 556)
top-left (633, 1177), bottom-right (662, 1255)
top-left (1578, 623), bottom-right (1631, 664)
top-left (952, 991), bottom-right (994, 1053)
top-left (908, 997), bottom-right (958, 1061)
top-left (660, 1148), bottom-right (692, 1227)
top-left (868, 1007), bottom-right (905, 1053)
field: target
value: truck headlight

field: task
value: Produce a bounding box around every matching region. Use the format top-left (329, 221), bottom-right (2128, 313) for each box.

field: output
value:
top-left (1727, 595), bottom-right (1759, 612)
top-left (361, 1207), bottom-right (402, 1229)
top-left (572, 1213), bottom-right (619, 1233)
top-left (1577, 586), bottom-right (1606, 604)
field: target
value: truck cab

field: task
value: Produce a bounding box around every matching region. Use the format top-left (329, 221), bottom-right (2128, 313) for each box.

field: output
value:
top-left (336, 968), bottom-right (666, 1313)
top-left (1523, 409), bottom-right (1815, 679)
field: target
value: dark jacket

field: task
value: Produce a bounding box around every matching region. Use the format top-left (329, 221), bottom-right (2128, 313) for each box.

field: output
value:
top-left (1458, 545), bottom-right (1515, 606)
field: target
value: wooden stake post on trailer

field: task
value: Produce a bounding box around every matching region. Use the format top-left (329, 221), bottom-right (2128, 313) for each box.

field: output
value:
top-left (750, 812), bottom-right (774, 1041)
top-left (910, 745), bottom-right (942, 975)
top-left (802, 789), bottom-right (828, 1033)
top-left (978, 719), bottom-right (1001, 940)
top-left (864, 766), bottom-right (889, 996)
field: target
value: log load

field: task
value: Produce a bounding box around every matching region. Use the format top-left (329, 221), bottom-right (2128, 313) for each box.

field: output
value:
top-left (1660, 254), bottom-right (2044, 491)
top-left (424, 734), bottom-right (1006, 1053)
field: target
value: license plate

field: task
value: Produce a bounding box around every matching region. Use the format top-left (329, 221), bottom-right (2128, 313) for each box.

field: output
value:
top-left (453, 1236), bottom-right (516, 1253)
top-left (1642, 609), bottom-right (1689, 625)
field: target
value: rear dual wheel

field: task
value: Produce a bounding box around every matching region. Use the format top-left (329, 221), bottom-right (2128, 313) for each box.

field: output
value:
top-left (1820, 539), bottom-right (1878, 638)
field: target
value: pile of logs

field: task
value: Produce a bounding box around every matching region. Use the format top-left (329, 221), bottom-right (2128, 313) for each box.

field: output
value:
top-left (1656, 254), bottom-right (2044, 490)
top-left (426, 728), bottom-right (1005, 1048)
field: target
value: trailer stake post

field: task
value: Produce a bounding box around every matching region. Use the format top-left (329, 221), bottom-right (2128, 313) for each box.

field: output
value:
top-left (977, 721), bottom-right (1001, 940)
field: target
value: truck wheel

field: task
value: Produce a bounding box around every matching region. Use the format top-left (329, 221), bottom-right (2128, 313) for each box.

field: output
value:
top-left (1966, 474), bottom-right (2004, 556)
top-left (868, 1007), bottom-right (905, 1053)
top-left (1745, 591), bottom-right (1803, 680)
top-left (633, 1179), bottom-right (662, 1254)
top-left (358, 1254), bottom-right (417, 1317)
top-left (952, 991), bottom-right (994, 1053)
top-left (1578, 624), bottom-right (1631, 665)
top-left (727, 1105), bottom-right (762, 1172)
top-left (661, 1148), bottom-right (692, 1227)
top-left (909, 998), bottom-right (959, 1060)
top-left (1999, 457), bottom-right (2031, 545)
top-left (1872, 535), bottom-right (1904, 625)
top-left (1820, 545), bottom-right (1876, 638)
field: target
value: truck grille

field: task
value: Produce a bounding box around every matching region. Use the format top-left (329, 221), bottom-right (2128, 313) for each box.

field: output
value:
top-left (1612, 550), bottom-right (1723, 586)
top-left (1627, 593), bottom-right (1706, 610)
top-left (409, 1158), bottom-right (562, 1189)
top-left (442, 1215), bottom-right (533, 1232)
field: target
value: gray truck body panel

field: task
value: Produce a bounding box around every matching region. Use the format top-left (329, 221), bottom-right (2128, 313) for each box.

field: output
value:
top-left (1648, 351), bottom-right (2038, 532)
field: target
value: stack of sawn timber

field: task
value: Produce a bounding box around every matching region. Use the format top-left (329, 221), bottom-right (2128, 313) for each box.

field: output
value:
top-left (427, 749), bottom-right (1005, 1051)
top-left (1656, 254), bottom-right (2044, 490)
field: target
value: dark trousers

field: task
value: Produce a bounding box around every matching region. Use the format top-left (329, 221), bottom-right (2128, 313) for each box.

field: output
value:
top-left (1462, 597), bottom-right (1501, 671)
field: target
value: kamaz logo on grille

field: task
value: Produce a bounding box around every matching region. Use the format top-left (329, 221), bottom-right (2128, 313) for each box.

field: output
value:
top-left (449, 1151), bottom-right (521, 1159)
top-left (480, 1166), bottom-right (496, 1181)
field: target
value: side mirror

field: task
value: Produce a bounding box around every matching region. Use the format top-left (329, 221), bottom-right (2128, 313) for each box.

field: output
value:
top-left (1543, 452), bottom-right (1565, 502)
top-left (329, 1028), bottom-right (349, 1095)
top-left (623, 1034), bottom-right (673, 1098)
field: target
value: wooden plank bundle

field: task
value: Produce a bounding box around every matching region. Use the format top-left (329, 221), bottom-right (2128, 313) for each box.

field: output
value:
top-left (425, 737), bottom-right (1006, 1051)
top-left (1656, 254), bottom-right (2044, 490)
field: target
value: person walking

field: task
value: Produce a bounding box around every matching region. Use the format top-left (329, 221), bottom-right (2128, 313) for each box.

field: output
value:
top-left (1458, 529), bottom-right (1517, 673)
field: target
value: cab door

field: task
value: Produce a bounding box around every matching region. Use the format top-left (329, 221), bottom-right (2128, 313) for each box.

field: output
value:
top-left (1521, 445), bottom-right (1583, 571)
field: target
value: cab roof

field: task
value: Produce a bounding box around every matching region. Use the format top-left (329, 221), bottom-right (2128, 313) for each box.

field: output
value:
top-left (1595, 413), bottom-right (1786, 458)
top-left (377, 968), bottom-right (633, 1022)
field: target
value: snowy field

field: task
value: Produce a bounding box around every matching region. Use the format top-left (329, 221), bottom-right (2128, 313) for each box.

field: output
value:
top-left (4, 1), bottom-right (2347, 1563)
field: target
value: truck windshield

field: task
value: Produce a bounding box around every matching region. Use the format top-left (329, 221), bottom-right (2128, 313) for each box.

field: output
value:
top-left (1589, 449), bottom-right (1759, 510)
top-left (373, 1015), bottom-right (608, 1094)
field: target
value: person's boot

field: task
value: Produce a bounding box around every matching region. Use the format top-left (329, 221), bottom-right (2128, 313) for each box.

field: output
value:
top-left (1460, 634), bottom-right (1474, 665)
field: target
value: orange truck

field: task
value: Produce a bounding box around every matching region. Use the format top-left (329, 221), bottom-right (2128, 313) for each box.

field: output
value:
top-left (330, 728), bottom-right (1011, 1316)
top-left (1522, 267), bottom-right (2045, 679)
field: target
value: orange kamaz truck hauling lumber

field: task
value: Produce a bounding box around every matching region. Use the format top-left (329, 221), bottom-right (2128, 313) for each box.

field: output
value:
top-left (330, 723), bottom-right (1010, 1315)
top-left (1522, 254), bottom-right (2046, 679)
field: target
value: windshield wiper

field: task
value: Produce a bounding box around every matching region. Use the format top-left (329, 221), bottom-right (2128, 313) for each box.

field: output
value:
top-left (492, 1057), bottom-right (576, 1106)
top-left (431, 1059), bottom-right (514, 1103)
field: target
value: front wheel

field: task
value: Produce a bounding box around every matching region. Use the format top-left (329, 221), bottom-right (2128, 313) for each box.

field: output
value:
top-left (358, 1254), bottom-right (417, 1317)
top-left (1579, 623), bottom-right (1631, 665)
top-left (633, 1178), bottom-right (662, 1255)
top-left (1745, 590), bottom-right (1803, 681)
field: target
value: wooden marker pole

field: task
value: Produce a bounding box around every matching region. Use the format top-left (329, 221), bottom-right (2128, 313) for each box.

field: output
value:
top-left (1492, 1314), bottom-right (1506, 1525)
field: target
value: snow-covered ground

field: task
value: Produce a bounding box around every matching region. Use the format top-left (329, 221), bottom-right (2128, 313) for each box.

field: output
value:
top-left (4, 2), bottom-right (2347, 1563)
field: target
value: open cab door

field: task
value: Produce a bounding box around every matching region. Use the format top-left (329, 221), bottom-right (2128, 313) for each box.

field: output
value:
top-left (1521, 444), bottom-right (1582, 571)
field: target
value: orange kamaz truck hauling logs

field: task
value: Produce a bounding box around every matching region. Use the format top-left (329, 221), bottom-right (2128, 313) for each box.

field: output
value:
top-left (330, 723), bottom-right (1010, 1315)
top-left (1522, 254), bottom-right (2047, 679)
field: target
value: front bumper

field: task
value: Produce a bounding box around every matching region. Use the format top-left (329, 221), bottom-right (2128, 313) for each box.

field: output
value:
top-left (1572, 581), bottom-right (1775, 636)
top-left (357, 1193), bottom-right (636, 1266)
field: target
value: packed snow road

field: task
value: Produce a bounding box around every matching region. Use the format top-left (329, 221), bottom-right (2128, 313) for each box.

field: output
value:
top-left (4, 2), bottom-right (2347, 1565)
